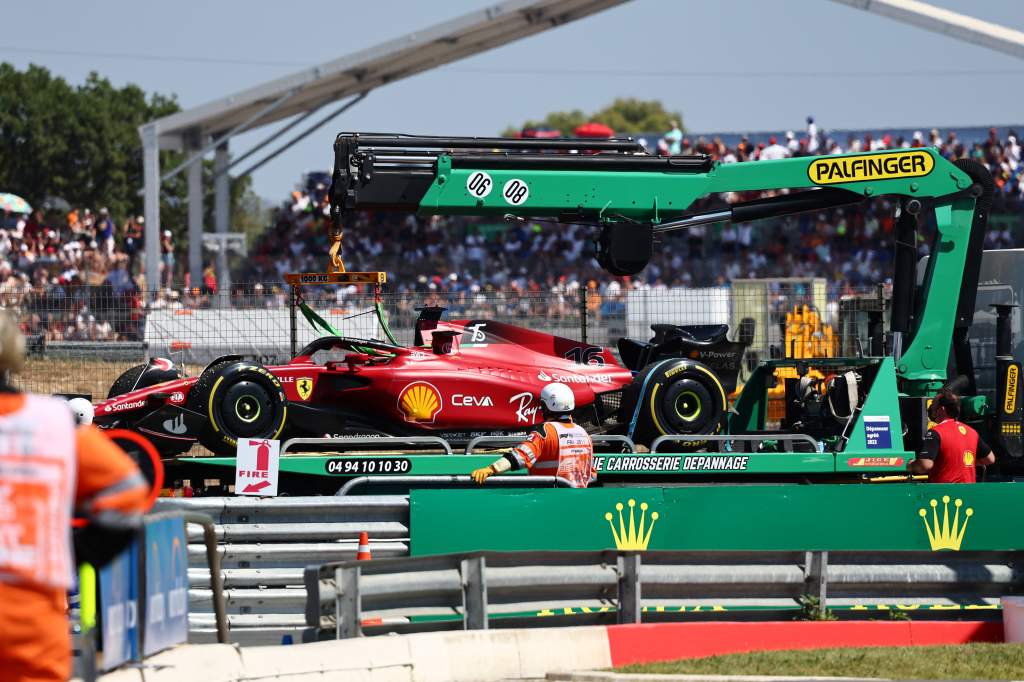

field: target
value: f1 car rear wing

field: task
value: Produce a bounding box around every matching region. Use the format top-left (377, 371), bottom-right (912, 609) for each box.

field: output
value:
top-left (329, 132), bottom-right (994, 396)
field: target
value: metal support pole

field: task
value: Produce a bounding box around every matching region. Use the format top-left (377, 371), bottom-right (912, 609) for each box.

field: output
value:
top-left (141, 123), bottom-right (162, 298)
top-left (187, 145), bottom-right (204, 290)
top-left (290, 285), bottom-right (299, 358)
top-left (156, 88), bottom-right (297, 185)
top-left (214, 143), bottom-right (231, 306)
top-left (461, 555), bottom-right (488, 630)
top-left (617, 552), bottom-right (641, 624)
top-left (338, 565), bottom-right (361, 639)
top-left (579, 286), bottom-right (588, 345)
top-left (804, 550), bottom-right (829, 608)
top-left (184, 512), bottom-right (230, 644)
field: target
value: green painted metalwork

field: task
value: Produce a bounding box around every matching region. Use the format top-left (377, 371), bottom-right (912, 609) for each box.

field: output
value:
top-left (189, 449), bottom-right (903, 479)
top-left (409, 483), bottom-right (1022, 555)
top-left (417, 148), bottom-right (980, 400)
top-left (837, 357), bottom-right (912, 462)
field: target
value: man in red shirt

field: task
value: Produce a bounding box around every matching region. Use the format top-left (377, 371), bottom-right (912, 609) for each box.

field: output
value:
top-left (907, 389), bottom-right (995, 483)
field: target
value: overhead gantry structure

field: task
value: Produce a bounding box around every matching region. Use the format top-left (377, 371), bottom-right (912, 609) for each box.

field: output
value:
top-left (137, 0), bottom-right (631, 295)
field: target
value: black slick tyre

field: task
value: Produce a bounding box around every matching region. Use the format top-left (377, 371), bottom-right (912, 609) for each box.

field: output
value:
top-left (108, 361), bottom-right (184, 399)
top-left (186, 361), bottom-right (288, 454)
top-left (622, 359), bottom-right (726, 448)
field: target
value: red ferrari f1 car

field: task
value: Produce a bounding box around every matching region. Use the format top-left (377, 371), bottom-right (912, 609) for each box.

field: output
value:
top-left (92, 308), bottom-right (751, 456)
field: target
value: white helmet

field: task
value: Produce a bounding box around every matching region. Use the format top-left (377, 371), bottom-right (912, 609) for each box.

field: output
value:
top-left (540, 382), bottom-right (575, 414)
top-left (68, 397), bottom-right (94, 426)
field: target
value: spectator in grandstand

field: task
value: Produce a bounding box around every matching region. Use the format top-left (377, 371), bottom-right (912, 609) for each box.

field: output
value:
top-left (96, 207), bottom-right (115, 257)
top-left (759, 135), bottom-right (790, 161)
top-left (161, 229), bottom-right (175, 288)
top-left (663, 120), bottom-right (683, 155)
top-left (123, 214), bottom-right (143, 273)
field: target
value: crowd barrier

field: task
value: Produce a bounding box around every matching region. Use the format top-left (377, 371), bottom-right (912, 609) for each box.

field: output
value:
top-left (154, 495), bottom-right (411, 646)
top-left (304, 549), bottom-right (1019, 640)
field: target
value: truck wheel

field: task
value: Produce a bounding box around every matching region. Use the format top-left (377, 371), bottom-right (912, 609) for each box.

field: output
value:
top-left (108, 360), bottom-right (183, 399)
top-left (187, 360), bottom-right (288, 454)
top-left (622, 359), bottom-right (726, 448)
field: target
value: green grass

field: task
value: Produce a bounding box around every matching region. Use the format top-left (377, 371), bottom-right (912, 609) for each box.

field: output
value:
top-left (615, 644), bottom-right (1024, 679)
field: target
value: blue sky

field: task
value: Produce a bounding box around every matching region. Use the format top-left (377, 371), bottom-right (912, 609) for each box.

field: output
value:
top-left (2, 0), bottom-right (1022, 200)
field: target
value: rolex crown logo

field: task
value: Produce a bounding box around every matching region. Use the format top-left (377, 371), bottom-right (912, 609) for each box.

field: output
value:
top-left (605, 499), bottom-right (659, 551)
top-left (919, 495), bottom-right (973, 551)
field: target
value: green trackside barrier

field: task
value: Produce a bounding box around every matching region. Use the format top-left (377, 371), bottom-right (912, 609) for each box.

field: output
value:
top-left (188, 448), bottom-right (905, 480)
top-left (409, 483), bottom-right (1024, 555)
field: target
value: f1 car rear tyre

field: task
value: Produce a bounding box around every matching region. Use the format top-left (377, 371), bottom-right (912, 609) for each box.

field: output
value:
top-left (186, 360), bottom-right (288, 454)
top-left (622, 359), bottom-right (726, 447)
top-left (107, 361), bottom-right (183, 399)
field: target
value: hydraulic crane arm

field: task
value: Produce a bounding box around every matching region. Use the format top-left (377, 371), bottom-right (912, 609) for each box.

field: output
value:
top-left (329, 133), bottom-right (993, 394)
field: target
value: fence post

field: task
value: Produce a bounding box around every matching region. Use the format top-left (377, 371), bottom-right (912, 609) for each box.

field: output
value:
top-left (804, 550), bottom-right (829, 608)
top-left (579, 286), bottom-right (588, 345)
top-left (183, 513), bottom-right (230, 644)
top-left (461, 555), bottom-right (488, 630)
top-left (289, 284), bottom-right (298, 359)
top-left (338, 565), bottom-right (361, 639)
top-left (617, 552), bottom-right (641, 624)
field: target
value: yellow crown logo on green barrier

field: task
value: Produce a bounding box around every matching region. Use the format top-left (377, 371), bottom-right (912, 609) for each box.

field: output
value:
top-left (919, 495), bottom-right (973, 551)
top-left (605, 499), bottom-right (659, 550)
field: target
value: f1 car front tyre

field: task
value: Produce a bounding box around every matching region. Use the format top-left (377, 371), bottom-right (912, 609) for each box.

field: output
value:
top-left (107, 360), bottom-right (184, 399)
top-left (621, 359), bottom-right (726, 448)
top-left (187, 360), bottom-right (288, 454)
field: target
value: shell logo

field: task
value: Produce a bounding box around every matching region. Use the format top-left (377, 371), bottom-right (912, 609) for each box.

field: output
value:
top-left (398, 382), bottom-right (442, 423)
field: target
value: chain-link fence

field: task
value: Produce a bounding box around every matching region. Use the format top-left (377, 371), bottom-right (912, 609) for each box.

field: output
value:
top-left (7, 279), bottom-right (893, 398)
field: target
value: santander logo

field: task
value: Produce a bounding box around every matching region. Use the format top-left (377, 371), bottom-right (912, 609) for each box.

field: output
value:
top-left (537, 369), bottom-right (612, 385)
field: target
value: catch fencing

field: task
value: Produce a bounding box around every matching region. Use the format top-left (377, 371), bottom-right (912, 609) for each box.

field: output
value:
top-left (154, 495), bottom-right (411, 646)
top-left (9, 278), bottom-right (889, 398)
top-left (305, 549), bottom-right (1022, 640)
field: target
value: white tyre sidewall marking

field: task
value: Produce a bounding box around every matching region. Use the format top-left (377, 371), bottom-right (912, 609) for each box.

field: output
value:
top-left (502, 178), bottom-right (529, 206)
top-left (466, 171), bottom-right (493, 199)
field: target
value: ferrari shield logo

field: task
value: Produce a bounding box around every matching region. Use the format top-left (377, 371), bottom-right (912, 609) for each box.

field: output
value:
top-left (296, 377), bottom-right (314, 401)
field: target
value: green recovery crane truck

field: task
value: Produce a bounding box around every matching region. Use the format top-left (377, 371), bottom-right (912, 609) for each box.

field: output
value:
top-left (318, 133), bottom-right (1023, 482)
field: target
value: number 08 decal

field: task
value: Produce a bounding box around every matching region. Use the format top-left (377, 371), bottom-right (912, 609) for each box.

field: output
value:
top-left (466, 171), bottom-right (493, 198)
top-left (502, 178), bottom-right (529, 205)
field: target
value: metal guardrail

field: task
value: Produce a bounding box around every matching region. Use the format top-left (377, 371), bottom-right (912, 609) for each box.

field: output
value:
top-left (335, 475), bottom-right (574, 496)
top-left (650, 433), bottom-right (824, 453)
top-left (305, 549), bottom-right (1024, 639)
top-left (468, 436), bottom-right (634, 450)
top-left (155, 495), bottom-right (411, 646)
top-left (282, 435), bottom-right (454, 455)
top-left (464, 434), bottom-right (637, 455)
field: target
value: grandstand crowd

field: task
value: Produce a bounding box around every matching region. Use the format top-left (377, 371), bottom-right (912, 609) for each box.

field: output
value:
top-left (4, 119), bottom-right (1023, 342)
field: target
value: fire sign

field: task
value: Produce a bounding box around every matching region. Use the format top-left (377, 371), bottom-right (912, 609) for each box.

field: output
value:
top-left (235, 438), bottom-right (280, 496)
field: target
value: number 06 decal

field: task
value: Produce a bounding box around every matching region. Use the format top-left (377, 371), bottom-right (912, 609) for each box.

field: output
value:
top-left (502, 178), bottom-right (529, 205)
top-left (466, 171), bottom-right (493, 198)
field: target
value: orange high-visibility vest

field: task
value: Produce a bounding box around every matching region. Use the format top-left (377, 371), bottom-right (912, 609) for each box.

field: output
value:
top-left (0, 395), bottom-right (76, 590)
top-left (514, 420), bottom-right (595, 488)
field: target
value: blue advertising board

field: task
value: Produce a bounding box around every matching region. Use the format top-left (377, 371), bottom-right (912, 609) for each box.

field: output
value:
top-left (142, 516), bottom-right (189, 656)
top-left (98, 542), bottom-right (139, 671)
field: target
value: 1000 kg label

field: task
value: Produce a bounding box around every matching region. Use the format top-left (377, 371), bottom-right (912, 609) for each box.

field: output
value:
top-left (325, 458), bottom-right (412, 475)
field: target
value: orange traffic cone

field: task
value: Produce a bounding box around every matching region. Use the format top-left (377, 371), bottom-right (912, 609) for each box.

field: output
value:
top-left (356, 531), bottom-right (372, 561)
